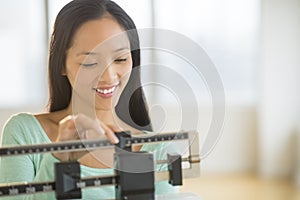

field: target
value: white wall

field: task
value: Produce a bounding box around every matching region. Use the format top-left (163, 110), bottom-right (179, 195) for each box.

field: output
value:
top-left (149, 103), bottom-right (258, 175)
top-left (259, 0), bottom-right (300, 178)
top-left (200, 105), bottom-right (258, 174)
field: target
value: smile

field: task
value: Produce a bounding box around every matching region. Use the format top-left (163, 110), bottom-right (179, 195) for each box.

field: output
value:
top-left (93, 84), bottom-right (119, 98)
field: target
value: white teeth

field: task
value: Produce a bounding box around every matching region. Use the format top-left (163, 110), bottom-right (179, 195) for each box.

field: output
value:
top-left (95, 86), bottom-right (116, 95)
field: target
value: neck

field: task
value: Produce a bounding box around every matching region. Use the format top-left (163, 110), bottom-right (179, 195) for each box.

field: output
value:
top-left (95, 109), bottom-right (116, 125)
top-left (65, 91), bottom-right (122, 127)
top-left (66, 97), bottom-right (117, 125)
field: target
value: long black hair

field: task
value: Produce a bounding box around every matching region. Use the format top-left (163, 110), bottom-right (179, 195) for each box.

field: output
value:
top-left (48, 0), bottom-right (152, 130)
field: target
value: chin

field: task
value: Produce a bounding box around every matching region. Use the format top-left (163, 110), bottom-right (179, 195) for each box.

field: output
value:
top-left (95, 102), bottom-right (114, 111)
top-left (94, 94), bottom-right (120, 111)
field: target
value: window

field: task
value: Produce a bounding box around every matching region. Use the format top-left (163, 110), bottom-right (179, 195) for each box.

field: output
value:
top-left (153, 0), bottom-right (260, 105)
top-left (0, 0), bottom-right (153, 108)
top-left (0, 0), bottom-right (47, 107)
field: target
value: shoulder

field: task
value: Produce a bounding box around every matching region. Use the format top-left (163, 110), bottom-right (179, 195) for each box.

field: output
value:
top-left (3, 112), bottom-right (36, 131)
top-left (3, 112), bottom-right (38, 129)
top-left (1, 112), bottom-right (40, 145)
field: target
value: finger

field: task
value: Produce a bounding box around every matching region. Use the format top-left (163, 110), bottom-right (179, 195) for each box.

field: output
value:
top-left (57, 115), bottom-right (78, 141)
top-left (59, 115), bottom-right (73, 125)
top-left (106, 124), bottom-right (123, 133)
top-left (59, 115), bottom-right (76, 130)
top-left (73, 114), bottom-right (104, 134)
top-left (99, 122), bottom-right (119, 144)
top-left (79, 128), bottom-right (104, 140)
top-left (77, 127), bottom-right (120, 141)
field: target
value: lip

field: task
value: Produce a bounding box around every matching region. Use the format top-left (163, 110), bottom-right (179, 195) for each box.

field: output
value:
top-left (93, 83), bottom-right (119, 99)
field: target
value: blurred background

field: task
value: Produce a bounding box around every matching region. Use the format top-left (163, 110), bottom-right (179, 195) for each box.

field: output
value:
top-left (0, 0), bottom-right (300, 199)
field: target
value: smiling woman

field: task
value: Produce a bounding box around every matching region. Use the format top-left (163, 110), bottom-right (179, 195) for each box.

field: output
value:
top-left (64, 17), bottom-right (133, 112)
top-left (0, 0), bottom-right (176, 199)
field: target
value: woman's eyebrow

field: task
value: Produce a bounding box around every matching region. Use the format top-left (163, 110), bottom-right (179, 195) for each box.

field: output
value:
top-left (76, 51), bottom-right (98, 56)
top-left (76, 47), bottom-right (129, 57)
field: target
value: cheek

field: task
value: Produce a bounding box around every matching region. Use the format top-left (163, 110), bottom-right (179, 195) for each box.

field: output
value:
top-left (66, 67), bottom-right (79, 88)
top-left (68, 67), bottom-right (101, 91)
top-left (117, 61), bottom-right (133, 79)
top-left (65, 57), bottom-right (77, 88)
top-left (66, 60), bottom-right (98, 89)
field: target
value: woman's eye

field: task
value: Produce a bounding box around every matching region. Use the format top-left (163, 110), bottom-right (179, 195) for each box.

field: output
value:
top-left (81, 63), bottom-right (97, 67)
top-left (114, 58), bottom-right (127, 63)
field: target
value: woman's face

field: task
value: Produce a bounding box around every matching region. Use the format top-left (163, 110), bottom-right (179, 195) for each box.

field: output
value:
top-left (65, 17), bottom-right (132, 111)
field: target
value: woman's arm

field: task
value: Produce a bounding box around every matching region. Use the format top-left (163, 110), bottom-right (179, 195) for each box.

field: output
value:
top-left (0, 115), bottom-right (58, 199)
top-left (0, 117), bottom-right (36, 184)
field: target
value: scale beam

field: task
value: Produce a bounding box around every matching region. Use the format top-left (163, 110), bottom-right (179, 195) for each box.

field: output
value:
top-left (0, 130), bottom-right (200, 199)
top-left (0, 131), bottom-right (189, 157)
top-left (0, 174), bottom-right (115, 197)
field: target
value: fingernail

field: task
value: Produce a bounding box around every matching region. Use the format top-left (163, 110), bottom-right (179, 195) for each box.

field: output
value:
top-left (114, 137), bottom-right (119, 144)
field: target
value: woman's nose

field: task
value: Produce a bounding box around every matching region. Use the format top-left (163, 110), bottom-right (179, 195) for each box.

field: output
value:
top-left (100, 66), bottom-right (118, 83)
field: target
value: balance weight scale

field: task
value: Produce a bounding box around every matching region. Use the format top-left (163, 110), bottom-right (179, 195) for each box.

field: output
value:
top-left (0, 131), bottom-right (201, 200)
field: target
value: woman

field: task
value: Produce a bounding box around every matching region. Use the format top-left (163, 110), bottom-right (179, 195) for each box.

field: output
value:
top-left (0, 0), bottom-right (176, 199)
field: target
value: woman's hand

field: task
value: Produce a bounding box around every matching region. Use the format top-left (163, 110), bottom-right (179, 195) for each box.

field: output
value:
top-left (52, 114), bottom-right (121, 162)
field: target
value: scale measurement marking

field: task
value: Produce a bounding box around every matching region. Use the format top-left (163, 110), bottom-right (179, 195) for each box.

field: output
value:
top-left (0, 176), bottom-right (115, 197)
top-left (0, 182), bottom-right (56, 196)
top-left (26, 187), bottom-right (36, 193)
top-left (0, 132), bottom-right (189, 157)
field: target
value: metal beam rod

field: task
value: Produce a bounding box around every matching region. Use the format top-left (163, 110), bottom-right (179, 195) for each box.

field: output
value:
top-left (0, 175), bottom-right (115, 197)
top-left (0, 131), bottom-right (189, 157)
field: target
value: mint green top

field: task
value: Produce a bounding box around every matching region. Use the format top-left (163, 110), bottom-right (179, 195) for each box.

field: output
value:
top-left (0, 113), bottom-right (177, 199)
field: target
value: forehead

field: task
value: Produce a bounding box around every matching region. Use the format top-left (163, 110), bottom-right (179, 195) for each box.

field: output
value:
top-left (70, 17), bottom-right (129, 53)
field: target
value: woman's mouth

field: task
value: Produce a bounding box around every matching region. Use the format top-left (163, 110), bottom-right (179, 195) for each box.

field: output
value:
top-left (93, 84), bottom-right (119, 98)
